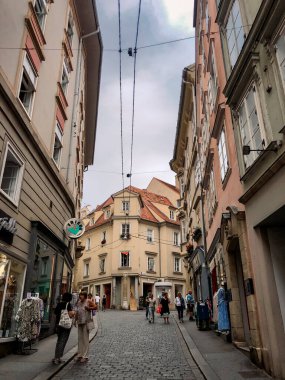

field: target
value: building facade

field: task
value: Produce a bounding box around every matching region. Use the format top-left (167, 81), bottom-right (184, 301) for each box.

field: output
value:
top-left (0, 0), bottom-right (102, 352)
top-left (75, 179), bottom-right (187, 309)
top-left (216, 0), bottom-right (285, 377)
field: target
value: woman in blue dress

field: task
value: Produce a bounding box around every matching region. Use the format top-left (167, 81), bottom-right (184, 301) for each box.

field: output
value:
top-left (217, 285), bottom-right (230, 331)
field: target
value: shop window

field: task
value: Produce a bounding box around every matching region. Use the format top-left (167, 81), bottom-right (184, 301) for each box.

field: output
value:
top-left (29, 238), bottom-right (56, 322)
top-left (0, 253), bottom-right (26, 338)
top-left (34, 0), bottom-right (48, 30)
top-left (121, 251), bottom-right (130, 267)
top-left (147, 229), bottom-right (153, 243)
top-left (173, 232), bottom-right (180, 246)
top-left (19, 55), bottom-right (37, 115)
top-left (0, 143), bottom-right (24, 206)
top-left (147, 257), bottom-right (155, 271)
top-left (238, 85), bottom-right (265, 168)
top-left (218, 128), bottom-right (229, 181)
top-left (52, 122), bottom-right (63, 167)
top-left (174, 257), bottom-right (181, 272)
top-left (225, 0), bottom-right (244, 69)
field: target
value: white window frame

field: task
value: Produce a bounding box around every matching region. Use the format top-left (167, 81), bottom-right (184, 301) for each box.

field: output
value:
top-left (86, 237), bottom-right (91, 251)
top-left (147, 229), bottom-right (154, 243)
top-left (170, 210), bottom-right (175, 220)
top-left (99, 258), bottom-right (105, 273)
top-left (174, 257), bottom-right (181, 272)
top-left (52, 122), bottom-right (63, 167)
top-left (105, 209), bottom-right (111, 219)
top-left (218, 128), bottom-right (229, 181)
top-left (122, 223), bottom-right (130, 237)
top-left (84, 262), bottom-right (90, 277)
top-left (237, 85), bottom-right (266, 169)
top-left (0, 143), bottom-right (25, 206)
top-left (18, 54), bottom-right (37, 115)
top-left (275, 32), bottom-right (285, 90)
top-left (122, 201), bottom-right (130, 212)
top-left (34, 0), bottom-right (48, 31)
top-left (120, 251), bottom-right (130, 267)
top-left (147, 257), bottom-right (155, 271)
top-left (225, 0), bottom-right (244, 69)
top-left (61, 59), bottom-right (70, 96)
top-left (173, 232), bottom-right (180, 246)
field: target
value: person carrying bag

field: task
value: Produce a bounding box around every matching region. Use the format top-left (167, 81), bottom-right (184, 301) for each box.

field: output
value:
top-left (53, 293), bottom-right (75, 364)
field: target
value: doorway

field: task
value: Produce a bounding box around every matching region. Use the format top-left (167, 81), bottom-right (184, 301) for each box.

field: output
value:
top-left (104, 284), bottom-right (111, 309)
top-left (143, 283), bottom-right (153, 307)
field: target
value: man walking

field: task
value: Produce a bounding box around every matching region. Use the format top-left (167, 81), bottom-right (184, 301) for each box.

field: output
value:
top-left (186, 290), bottom-right (195, 321)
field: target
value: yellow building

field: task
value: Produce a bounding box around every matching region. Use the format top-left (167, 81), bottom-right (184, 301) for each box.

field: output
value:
top-left (75, 178), bottom-right (187, 309)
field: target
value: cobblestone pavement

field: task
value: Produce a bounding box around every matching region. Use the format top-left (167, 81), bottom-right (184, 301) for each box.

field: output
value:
top-left (54, 311), bottom-right (203, 380)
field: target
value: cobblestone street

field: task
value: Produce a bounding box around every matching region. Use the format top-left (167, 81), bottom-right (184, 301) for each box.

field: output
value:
top-left (54, 311), bottom-right (203, 380)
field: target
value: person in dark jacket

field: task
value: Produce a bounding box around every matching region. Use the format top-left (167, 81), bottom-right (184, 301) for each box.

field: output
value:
top-left (160, 292), bottom-right (170, 324)
top-left (52, 292), bottom-right (75, 364)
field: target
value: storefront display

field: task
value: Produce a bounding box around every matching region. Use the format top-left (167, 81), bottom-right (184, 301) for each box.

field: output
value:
top-left (0, 252), bottom-right (26, 338)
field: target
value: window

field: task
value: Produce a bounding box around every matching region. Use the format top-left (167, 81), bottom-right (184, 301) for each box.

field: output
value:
top-left (99, 258), bottom-right (105, 273)
top-left (208, 42), bottom-right (218, 111)
top-left (194, 159), bottom-right (201, 186)
top-left (181, 220), bottom-right (186, 243)
top-left (41, 257), bottom-right (48, 276)
top-left (173, 232), bottom-right (180, 246)
top-left (147, 257), bottom-right (155, 271)
top-left (218, 128), bottom-right (229, 180)
top-left (276, 33), bottom-right (285, 87)
top-left (122, 201), bottom-right (129, 212)
top-left (207, 168), bottom-right (217, 223)
top-left (53, 123), bottom-right (63, 166)
top-left (0, 144), bottom-right (24, 205)
top-left (147, 229), bottom-right (154, 243)
top-left (238, 86), bottom-right (264, 168)
top-left (174, 257), bottom-right (181, 272)
top-left (105, 209), bottom-right (111, 219)
top-left (34, 0), bottom-right (47, 30)
top-left (226, 0), bottom-right (244, 69)
top-left (170, 210), bottom-right (175, 220)
top-left (67, 13), bottom-right (74, 47)
top-left (84, 262), bottom-right (89, 277)
top-left (101, 231), bottom-right (106, 243)
top-left (19, 55), bottom-right (37, 114)
top-left (61, 59), bottom-right (70, 95)
top-left (121, 251), bottom-right (130, 267)
top-left (86, 238), bottom-right (91, 250)
top-left (122, 223), bottom-right (130, 237)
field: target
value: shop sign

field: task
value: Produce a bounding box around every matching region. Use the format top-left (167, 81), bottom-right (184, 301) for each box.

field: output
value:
top-left (64, 218), bottom-right (85, 239)
top-left (0, 210), bottom-right (17, 245)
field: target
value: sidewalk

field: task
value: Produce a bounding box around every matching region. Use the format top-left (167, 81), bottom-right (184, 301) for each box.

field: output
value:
top-left (0, 316), bottom-right (98, 380)
top-left (174, 316), bottom-right (271, 380)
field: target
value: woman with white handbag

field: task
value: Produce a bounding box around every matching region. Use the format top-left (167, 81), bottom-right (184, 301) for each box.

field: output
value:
top-left (74, 292), bottom-right (97, 363)
top-left (53, 292), bottom-right (75, 364)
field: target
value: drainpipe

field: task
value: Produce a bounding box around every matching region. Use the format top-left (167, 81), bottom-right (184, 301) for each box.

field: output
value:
top-left (158, 224), bottom-right (162, 279)
top-left (66, 27), bottom-right (100, 185)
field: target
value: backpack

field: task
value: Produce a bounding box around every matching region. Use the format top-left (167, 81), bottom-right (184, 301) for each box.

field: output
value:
top-left (58, 302), bottom-right (72, 329)
top-left (186, 294), bottom-right (194, 305)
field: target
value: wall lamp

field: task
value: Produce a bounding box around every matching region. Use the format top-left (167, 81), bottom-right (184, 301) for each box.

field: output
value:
top-left (242, 144), bottom-right (279, 156)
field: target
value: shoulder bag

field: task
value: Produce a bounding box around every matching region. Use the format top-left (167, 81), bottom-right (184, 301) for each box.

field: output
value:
top-left (59, 302), bottom-right (72, 329)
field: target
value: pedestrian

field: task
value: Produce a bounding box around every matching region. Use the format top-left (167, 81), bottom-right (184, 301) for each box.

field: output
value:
top-left (160, 292), bottom-right (170, 324)
top-left (186, 290), bottom-right (195, 321)
top-left (145, 292), bottom-right (151, 319)
top-left (175, 292), bottom-right (185, 323)
top-left (53, 292), bottom-right (75, 364)
top-left (102, 294), bottom-right (107, 311)
top-left (95, 293), bottom-right (100, 310)
top-left (88, 293), bottom-right (96, 317)
top-left (147, 293), bottom-right (156, 323)
top-left (75, 292), bottom-right (97, 363)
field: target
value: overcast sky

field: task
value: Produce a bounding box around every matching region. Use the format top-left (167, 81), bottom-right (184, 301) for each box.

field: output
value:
top-left (83, 0), bottom-right (195, 209)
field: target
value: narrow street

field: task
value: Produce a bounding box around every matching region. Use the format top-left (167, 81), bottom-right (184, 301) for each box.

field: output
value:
top-left (54, 311), bottom-right (203, 380)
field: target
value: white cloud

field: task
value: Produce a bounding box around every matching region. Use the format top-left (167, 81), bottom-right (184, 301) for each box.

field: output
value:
top-left (160, 0), bottom-right (195, 34)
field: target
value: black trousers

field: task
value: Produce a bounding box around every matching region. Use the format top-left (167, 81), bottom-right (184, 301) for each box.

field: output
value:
top-left (55, 326), bottom-right (71, 359)
top-left (177, 306), bottom-right (184, 320)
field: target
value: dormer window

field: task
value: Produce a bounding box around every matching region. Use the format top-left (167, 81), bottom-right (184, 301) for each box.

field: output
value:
top-left (170, 210), bottom-right (175, 220)
top-left (122, 201), bottom-right (129, 213)
top-left (105, 209), bottom-right (111, 219)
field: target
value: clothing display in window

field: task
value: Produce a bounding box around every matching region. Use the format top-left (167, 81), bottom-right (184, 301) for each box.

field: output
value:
top-left (217, 286), bottom-right (230, 331)
top-left (15, 298), bottom-right (42, 341)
